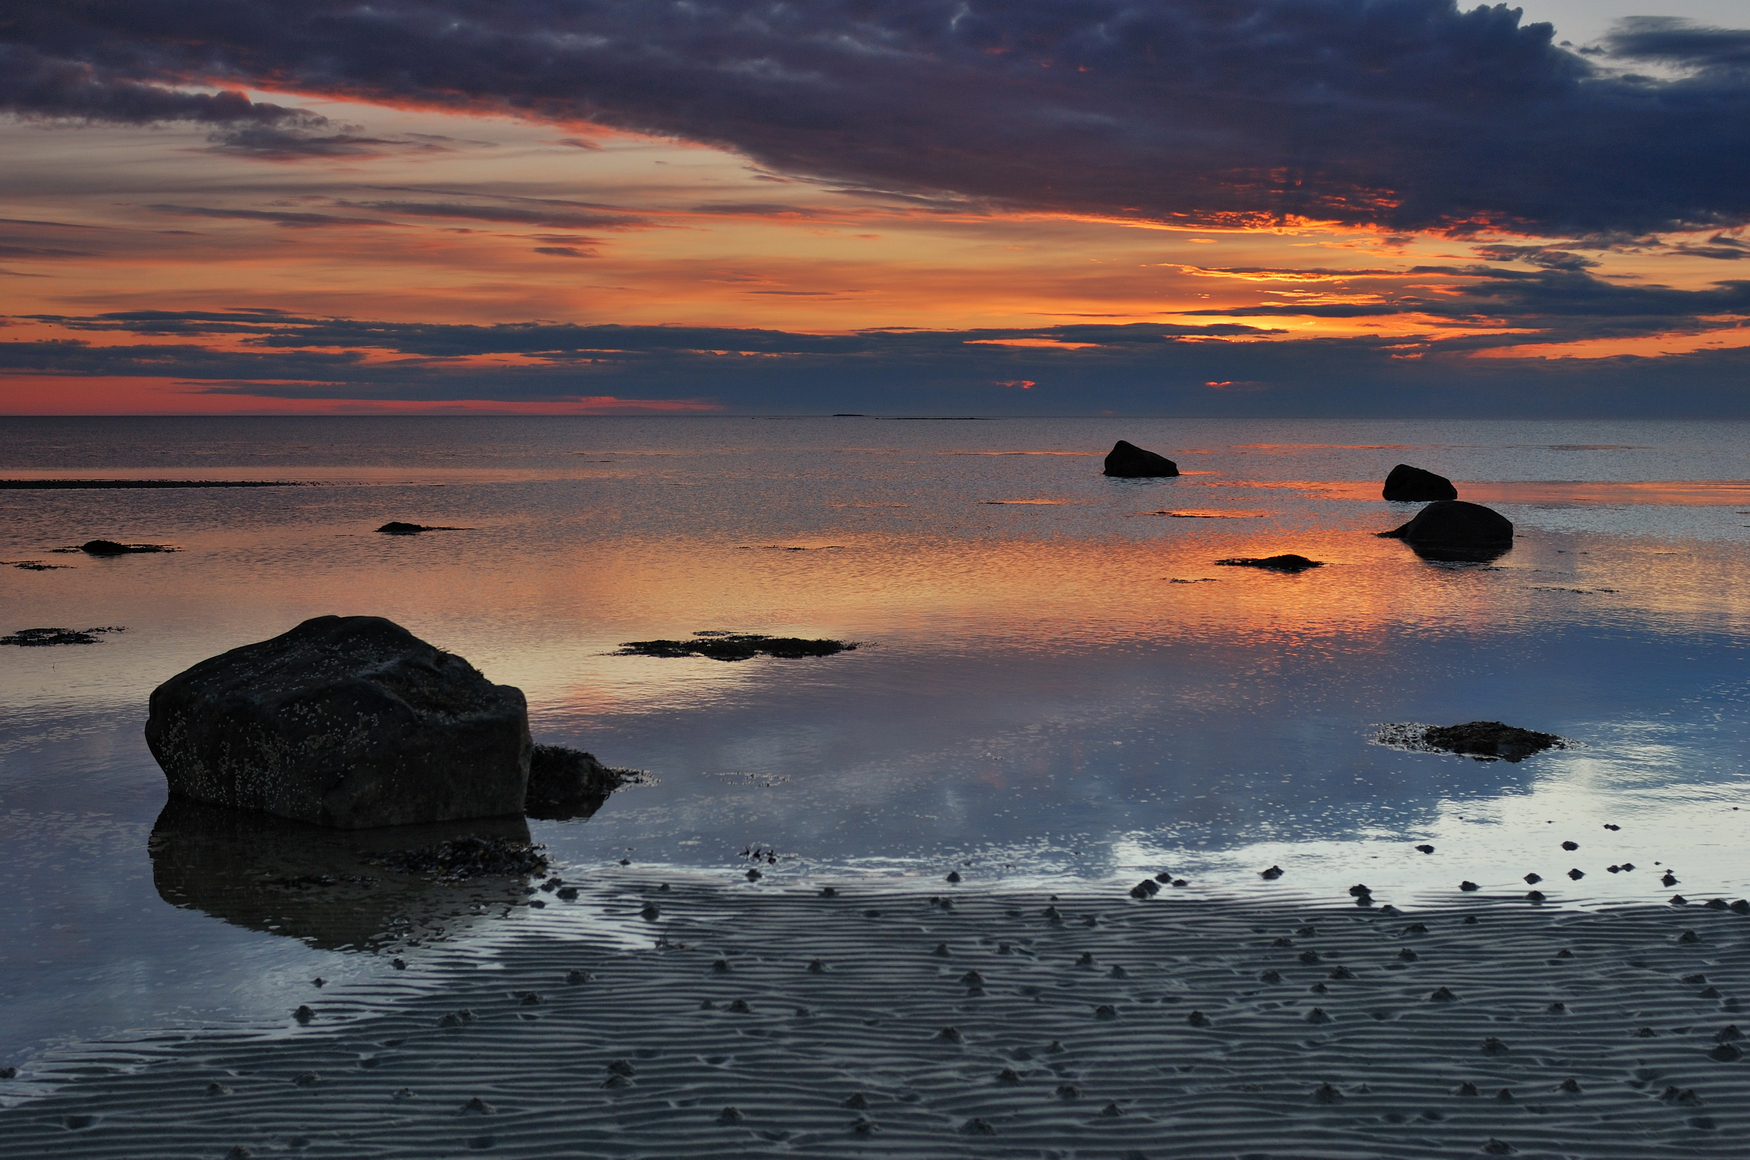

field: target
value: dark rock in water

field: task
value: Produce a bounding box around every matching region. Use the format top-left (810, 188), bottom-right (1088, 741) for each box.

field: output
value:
top-left (79, 539), bottom-right (177, 555)
top-left (376, 522), bottom-right (466, 535)
top-left (1, 626), bottom-right (124, 647)
top-left (145, 615), bottom-right (531, 828)
top-left (1215, 554), bottom-right (1323, 573)
top-left (525, 745), bottom-right (627, 821)
top-left (1382, 464), bottom-right (1458, 502)
top-left (1378, 500), bottom-right (1513, 561)
top-left (1423, 721), bottom-right (1564, 763)
top-left (615, 633), bottom-right (856, 662)
top-left (1103, 440), bottom-right (1179, 478)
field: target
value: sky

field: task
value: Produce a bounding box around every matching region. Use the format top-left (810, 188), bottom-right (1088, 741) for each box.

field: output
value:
top-left (2, 1), bottom-right (1749, 416)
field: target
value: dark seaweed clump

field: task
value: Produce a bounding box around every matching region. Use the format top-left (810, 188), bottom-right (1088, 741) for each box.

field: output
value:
top-left (1376, 720), bottom-right (1566, 763)
top-left (365, 836), bottom-right (548, 882)
top-left (2, 626), bottom-right (125, 647)
top-left (1422, 721), bottom-right (1565, 762)
top-left (1214, 554), bottom-right (1324, 573)
top-left (616, 632), bottom-right (858, 662)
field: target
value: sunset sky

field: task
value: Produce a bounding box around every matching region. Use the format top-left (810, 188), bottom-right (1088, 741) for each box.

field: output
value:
top-left (3, 1), bottom-right (1749, 416)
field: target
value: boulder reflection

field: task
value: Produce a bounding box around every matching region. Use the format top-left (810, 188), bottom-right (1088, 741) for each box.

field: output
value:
top-left (149, 798), bottom-right (538, 951)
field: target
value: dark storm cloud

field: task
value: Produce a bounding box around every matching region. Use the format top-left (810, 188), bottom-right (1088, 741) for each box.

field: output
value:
top-left (1182, 265), bottom-right (1750, 341)
top-left (1606, 17), bottom-right (1750, 73)
top-left (1470, 245), bottom-right (1598, 271)
top-left (0, 42), bottom-right (324, 128)
top-left (1674, 234), bottom-right (1750, 260)
top-left (9, 303), bottom-right (1748, 416)
top-left (4, 2), bottom-right (1749, 236)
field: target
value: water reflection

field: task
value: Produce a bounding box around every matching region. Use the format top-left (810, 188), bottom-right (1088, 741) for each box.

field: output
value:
top-left (148, 799), bottom-right (535, 951)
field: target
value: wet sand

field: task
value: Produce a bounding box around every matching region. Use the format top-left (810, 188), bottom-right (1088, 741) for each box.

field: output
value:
top-left (5, 879), bottom-right (1749, 1158)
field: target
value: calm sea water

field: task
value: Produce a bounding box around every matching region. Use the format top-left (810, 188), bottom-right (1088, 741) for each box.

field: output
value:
top-left (3, 415), bottom-right (1749, 1064)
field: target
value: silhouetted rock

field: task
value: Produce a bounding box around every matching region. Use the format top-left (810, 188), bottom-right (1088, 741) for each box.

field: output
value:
top-left (1215, 554), bottom-right (1323, 573)
top-left (525, 745), bottom-right (626, 820)
top-left (1103, 440), bottom-right (1179, 478)
top-left (79, 539), bottom-right (176, 555)
top-left (615, 632), bottom-right (856, 661)
top-left (1382, 464), bottom-right (1458, 502)
top-left (377, 522), bottom-right (465, 535)
top-left (1379, 500), bottom-right (1512, 561)
top-left (145, 615), bottom-right (531, 828)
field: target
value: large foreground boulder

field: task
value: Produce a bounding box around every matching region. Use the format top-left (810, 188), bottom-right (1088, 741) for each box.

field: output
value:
top-left (145, 615), bottom-right (531, 829)
top-left (1382, 464), bottom-right (1457, 502)
top-left (1103, 440), bottom-right (1179, 478)
top-left (1379, 500), bottom-right (1513, 561)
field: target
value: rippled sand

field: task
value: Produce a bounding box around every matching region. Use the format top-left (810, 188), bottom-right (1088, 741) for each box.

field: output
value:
top-left (6, 879), bottom-right (1749, 1158)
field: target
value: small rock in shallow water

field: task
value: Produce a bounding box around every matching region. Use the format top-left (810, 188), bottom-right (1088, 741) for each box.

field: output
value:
top-left (1215, 554), bottom-right (1323, 573)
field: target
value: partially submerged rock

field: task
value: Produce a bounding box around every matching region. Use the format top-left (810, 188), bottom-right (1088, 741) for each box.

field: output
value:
top-left (1215, 554), bottom-right (1324, 573)
top-left (1377, 721), bottom-right (1566, 762)
top-left (145, 615), bottom-right (531, 828)
top-left (1379, 500), bottom-right (1512, 561)
top-left (1, 626), bottom-right (123, 647)
top-left (525, 745), bottom-right (628, 821)
top-left (76, 540), bottom-right (177, 556)
top-left (1103, 440), bottom-right (1179, 478)
top-left (377, 522), bottom-right (466, 535)
top-left (1382, 464), bottom-right (1458, 502)
top-left (615, 632), bottom-right (857, 662)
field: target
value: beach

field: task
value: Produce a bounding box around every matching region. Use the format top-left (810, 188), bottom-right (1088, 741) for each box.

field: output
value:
top-left (5, 415), bottom-right (1750, 1157)
top-left (5, 876), bottom-right (1750, 1158)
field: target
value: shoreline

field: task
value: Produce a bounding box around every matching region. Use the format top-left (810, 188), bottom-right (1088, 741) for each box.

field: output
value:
top-left (5, 879), bottom-right (1749, 1158)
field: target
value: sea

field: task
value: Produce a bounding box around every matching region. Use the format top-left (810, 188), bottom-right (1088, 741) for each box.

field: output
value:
top-left (3, 414), bottom-right (1749, 1068)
